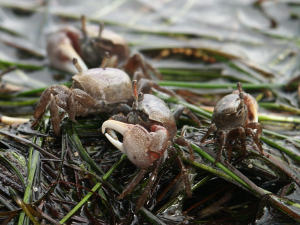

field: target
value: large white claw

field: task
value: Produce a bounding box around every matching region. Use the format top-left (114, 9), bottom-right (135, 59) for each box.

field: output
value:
top-left (102, 120), bottom-right (133, 154)
top-left (47, 32), bottom-right (88, 74)
top-left (58, 43), bottom-right (88, 73)
top-left (102, 120), bottom-right (131, 135)
top-left (104, 133), bottom-right (125, 153)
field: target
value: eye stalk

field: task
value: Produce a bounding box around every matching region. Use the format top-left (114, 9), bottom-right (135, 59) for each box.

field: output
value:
top-left (137, 93), bottom-right (144, 111)
top-left (100, 52), bottom-right (110, 69)
top-left (132, 80), bottom-right (138, 111)
top-left (80, 15), bottom-right (88, 41)
top-left (237, 82), bottom-right (245, 109)
top-left (73, 58), bottom-right (83, 73)
top-left (98, 22), bottom-right (104, 39)
top-left (132, 80), bottom-right (144, 112)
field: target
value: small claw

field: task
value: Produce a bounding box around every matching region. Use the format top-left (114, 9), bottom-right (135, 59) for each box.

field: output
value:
top-left (244, 94), bottom-right (258, 123)
top-left (232, 88), bottom-right (258, 124)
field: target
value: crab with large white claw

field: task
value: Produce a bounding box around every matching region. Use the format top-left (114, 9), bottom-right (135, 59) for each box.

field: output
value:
top-left (101, 80), bottom-right (204, 213)
top-left (102, 120), bottom-right (170, 213)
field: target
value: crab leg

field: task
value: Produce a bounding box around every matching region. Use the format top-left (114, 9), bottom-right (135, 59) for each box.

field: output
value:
top-left (176, 136), bottom-right (195, 162)
top-left (215, 130), bottom-right (227, 166)
top-left (34, 85), bottom-right (70, 120)
top-left (47, 30), bottom-right (88, 73)
top-left (200, 123), bottom-right (217, 143)
top-left (135, 158), bottom-right (162, 213)
top-left (123, 53), bottom-right (151, 80)
top-left (49, 94), bottom-right (62, 137)
top-left (169, 146), bottom-right (192, 198)
top-left (65, 89), bottom-right (97, 122)
top-left (117, 168), bottom-right (147, 200)
top-left (173, 105), bottom-right (202, 127)
top-left (245, 128), bottom-right (264, 154)
top-left (244, 122), bottom-right (262, 138)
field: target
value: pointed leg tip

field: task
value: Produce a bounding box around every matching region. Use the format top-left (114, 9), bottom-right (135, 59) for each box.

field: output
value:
top-left (260, 150), bottom-right (264, 155)
top-left (134, 207), bottom-right (141, 214)
top-left (54, 131), bottom-right (61, 137)
top-left (71, 118), bottom-right (79, 125)
top-left (117, 195), bottom-right (124, 200)
top-left (31, 119), bottom-right (39, 129)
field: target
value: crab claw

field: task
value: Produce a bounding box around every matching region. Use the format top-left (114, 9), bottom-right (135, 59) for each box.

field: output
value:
top-left (244, 94), bottom-right (258, 124)
top-left (102, 120), bottom-right (131, 153)
top-left (47, 28), bottom-right (88, 74)
top-left (102, 120), bottom-right (169, 169)
top-left (232, 90), bottom-right (258, 124)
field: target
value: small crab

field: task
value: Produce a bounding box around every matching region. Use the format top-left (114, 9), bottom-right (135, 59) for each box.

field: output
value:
top-left (76, 15), bottom-right (130, 68)
top-left (33, 55), bottom-right (132, 136)
top-left (200, 82), bottom-right (263, 165)
top-left (102, 81), bottom-right (202, 213)
top-left (47, 16), bottom-right (162, 80)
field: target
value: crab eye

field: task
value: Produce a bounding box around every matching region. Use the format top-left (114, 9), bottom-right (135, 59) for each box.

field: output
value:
top-left (237, 110), bottom-right (243, 116)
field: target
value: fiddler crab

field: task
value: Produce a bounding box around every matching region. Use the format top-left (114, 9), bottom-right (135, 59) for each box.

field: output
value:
top-left (200, 82), bottom-right (263, 165)
top-left (102, 81), bottom-right (202, 213)
top-left (32, 54), bottom-right (133, 136)
top-left (33, 51), bottom-right (180, 136)
top-left (47, 15), bottom-right (162, 80)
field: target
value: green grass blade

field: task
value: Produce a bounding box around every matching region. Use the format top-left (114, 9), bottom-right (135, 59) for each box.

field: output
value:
top-left (261, 136), bottom-right (300, 163)
top-left (18, 150), bottom-right (40, 225)
top-left (59, 154), bottom-right (126, 224)
top-left (157, 81), bottom-right (295, 90)
top-left (65, 120), bottom-right (105, 176)
top-left (263, 129), bottom-right (300, 143)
